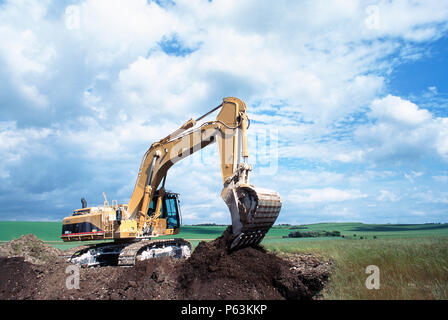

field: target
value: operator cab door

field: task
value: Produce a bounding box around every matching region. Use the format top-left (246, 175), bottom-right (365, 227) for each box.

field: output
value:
top-left (147, 192), bottom-right (181, 229)
top-left (163, 193), bottom-right (181, 229)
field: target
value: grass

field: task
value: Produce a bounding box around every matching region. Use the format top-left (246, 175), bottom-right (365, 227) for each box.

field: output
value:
top-left (268, 222), bottom-right (448, 239)
top-left (0, 221), bottom-right (62, 241)
top-left (2, 222), bottom-right (447, 242)
top-left (265, 236), bottom-right (448, 299)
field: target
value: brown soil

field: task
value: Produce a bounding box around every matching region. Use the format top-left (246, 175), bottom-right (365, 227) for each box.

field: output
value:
top-left (0, 234), bottom-right (62, 265)
top-left (0, 257), bottom-right (42, 299)
top-left (0, 230), bottom-right (331, 300)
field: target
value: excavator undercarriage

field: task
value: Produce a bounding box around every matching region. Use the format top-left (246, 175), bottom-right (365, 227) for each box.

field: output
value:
top-left (62, 238), bottom-right (192, 267)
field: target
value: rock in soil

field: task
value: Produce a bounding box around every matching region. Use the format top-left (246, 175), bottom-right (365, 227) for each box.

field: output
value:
top-left (0, 228), bottom-right (331, 300)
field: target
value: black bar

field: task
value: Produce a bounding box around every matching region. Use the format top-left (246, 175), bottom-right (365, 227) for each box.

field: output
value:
top-left (196, 104), bottom-right (223, 122)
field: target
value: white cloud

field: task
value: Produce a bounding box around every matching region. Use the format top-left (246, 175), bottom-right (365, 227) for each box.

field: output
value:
top-left (0, 121), bottom-right (53, 163)
top-left (117, 54), bottom-right (209, 120)
top-left (321, 206), bottom-right (361, 219)
top-left (404, 171), bottom-right (424, 184)
top-left (0, 27), bottom-right (55, 107)
top-left (377, 190), bottom-right (400, 202)
top-left (412, 191), bottom-right (448, 204)
top-left (72, 0), bottom-right (179, 66)
top-left (369, 95), bottom-right (432, 126)
top-left (274, 170), bottom-right (345, 187)
top-left (435, 118), bottom-right (448, 159)
top-left (356, 95), bottom-right (448, 162)
top-left (432, 175), bottom-right (448, 183)
top-left (410, 210), bottom-right (426, 216)
top-left (371, 0), bottom-right (448, 41)
top-left (279, 144), bottom-right (366, 164)
top-left (288, 188), bottom-right (367, 204)
top-left (428, 86), bottom-right (438, 94)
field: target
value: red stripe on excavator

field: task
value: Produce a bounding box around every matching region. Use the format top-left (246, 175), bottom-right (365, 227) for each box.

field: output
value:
top-left (61, 231), bottom-right (104, 237)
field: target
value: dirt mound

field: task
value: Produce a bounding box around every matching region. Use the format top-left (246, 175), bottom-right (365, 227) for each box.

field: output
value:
top-left (0, 234), bottom-right (62, 265)
top-left (0, 229), bottom-right (331, 300)
top-left (0, 257), bottom-right (42, 299)
top-left (106, 257), bottom-right (182, 300)
top-left (177, 227), bottom-right (329, 299)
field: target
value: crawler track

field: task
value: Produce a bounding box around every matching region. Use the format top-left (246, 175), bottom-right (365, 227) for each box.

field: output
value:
top-left (63, 239), bottom-right (191, 267)
top-left (118, 238), bottom-right (191, 266)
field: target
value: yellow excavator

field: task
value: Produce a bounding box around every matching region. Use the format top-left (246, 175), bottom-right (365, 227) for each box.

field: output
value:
top-left (61, 97), bottom-right (282, 266)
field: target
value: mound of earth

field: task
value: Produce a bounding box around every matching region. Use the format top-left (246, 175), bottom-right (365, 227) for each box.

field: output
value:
top-left (0, 257), bottom-right (42, 299)
top-left (0, 234), bottom-right (62, 265)
top-left (177, 227), bottom-right (329, 299)
top-left (0, 228), bottom-right (331, 300)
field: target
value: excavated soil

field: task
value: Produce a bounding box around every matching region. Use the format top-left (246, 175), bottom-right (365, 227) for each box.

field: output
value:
top-left (0, 229), bottom-right (331, 300)
top-left (0, 234), bottom-right (62, 265)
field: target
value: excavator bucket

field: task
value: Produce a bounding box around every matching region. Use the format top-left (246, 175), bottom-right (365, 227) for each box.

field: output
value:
top-left (222, 178), bottom-right (282, 251)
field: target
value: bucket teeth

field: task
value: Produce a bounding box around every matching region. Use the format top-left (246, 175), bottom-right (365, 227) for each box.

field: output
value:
top-left (228, 186), bottom-right (282, 251)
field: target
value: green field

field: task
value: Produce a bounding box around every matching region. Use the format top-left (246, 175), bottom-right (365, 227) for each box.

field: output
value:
top-left (2, 221), bottom-right (448, 249)
top-left (2, 221), bottom-right (447, 241)
top-left (1, 221), bottom-right (448, 299)
top-left (266, 237), bottom-right (448, 299)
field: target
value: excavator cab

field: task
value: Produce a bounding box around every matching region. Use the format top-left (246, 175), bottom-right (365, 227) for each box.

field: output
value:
top-left (148, 191), bottom-right (181, 229)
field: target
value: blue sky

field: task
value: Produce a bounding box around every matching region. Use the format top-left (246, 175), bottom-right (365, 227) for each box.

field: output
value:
top-left (0, 0), bottom-right (447, 224)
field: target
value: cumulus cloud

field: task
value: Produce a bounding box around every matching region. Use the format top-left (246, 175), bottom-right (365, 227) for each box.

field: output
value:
top-left (377, 190), bottom-right (400, 202)
top-left (369, 95), bottom-right (432, 126)
top-left (432, 175), bottom-right (448, 183)
top-left (0, 27), bottom-right (55, 107)
top-left (0, 121), bottom-right (54, 168)
top-left (0, 0), bottom-right (448, 223)
top-left (288, 188), bottom-right (367, 204)
top-left (356, 95), bottom-right (448, 162)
